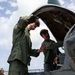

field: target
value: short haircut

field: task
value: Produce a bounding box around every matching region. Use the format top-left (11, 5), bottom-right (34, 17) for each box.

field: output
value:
top-left (28, 15), bottom-right (40, 27)
top-left (40, 29), bottom-right (48, 36)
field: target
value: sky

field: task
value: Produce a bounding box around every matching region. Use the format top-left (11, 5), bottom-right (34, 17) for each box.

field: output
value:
top-left (0, 0), bottom-right (75, 72)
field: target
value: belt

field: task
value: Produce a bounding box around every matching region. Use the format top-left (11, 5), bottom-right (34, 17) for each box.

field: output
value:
top-left (45, 62), bottom-right (53, 64)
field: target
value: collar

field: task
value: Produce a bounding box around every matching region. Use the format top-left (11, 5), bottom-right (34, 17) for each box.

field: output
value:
top-left (25, 27), bottom-right (30, 35)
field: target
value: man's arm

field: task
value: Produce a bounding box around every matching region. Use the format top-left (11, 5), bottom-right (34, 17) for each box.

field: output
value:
top-left (47, 41), bottom-right (63, 49)
top-left (30, 49), bottom-right (40, 57)
top-left (17, 16), bottom-right (30, 29)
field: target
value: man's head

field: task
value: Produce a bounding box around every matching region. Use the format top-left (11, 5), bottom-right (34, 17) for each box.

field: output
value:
top-left (27, 15), bottom-right (40, 30)
top-left (40, 29), bottom-right (50, 40)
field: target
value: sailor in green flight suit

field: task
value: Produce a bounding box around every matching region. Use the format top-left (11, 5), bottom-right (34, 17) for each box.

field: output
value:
top-left (39, 29), bottom-right (63, 75)
top-left (7, 15), bottom-right (40, 75)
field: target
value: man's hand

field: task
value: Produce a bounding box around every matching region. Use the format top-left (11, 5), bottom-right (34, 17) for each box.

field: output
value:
top-left (53, 57), bottom-right (58, 64)
top-left (37, 45), bottom-right (46, 52)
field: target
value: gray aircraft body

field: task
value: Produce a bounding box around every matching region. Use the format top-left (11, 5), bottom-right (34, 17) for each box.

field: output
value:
top-left (29, 0), bottom-right (75, 75)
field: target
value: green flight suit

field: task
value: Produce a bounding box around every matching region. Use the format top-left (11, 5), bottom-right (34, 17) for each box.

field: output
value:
top-left (41, 39), bottom-right (62, 75)
top-left (7, 16), bottom-right (39, 75)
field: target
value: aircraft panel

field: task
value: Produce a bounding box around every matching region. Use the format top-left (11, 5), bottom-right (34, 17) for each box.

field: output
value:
top-left (31, 5), bottom-right (75, 75)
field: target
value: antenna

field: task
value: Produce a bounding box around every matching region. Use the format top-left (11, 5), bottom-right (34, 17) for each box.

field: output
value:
top-left (48, 0), bottom-right (60, 5)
